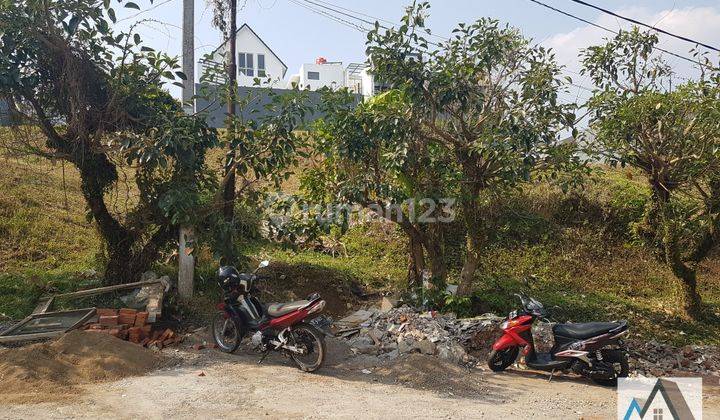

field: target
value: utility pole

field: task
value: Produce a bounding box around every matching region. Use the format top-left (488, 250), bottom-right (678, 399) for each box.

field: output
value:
top-left (178, 0), bottom-right (195, 299)
top-left (222, 0), bottom-right (238, 259)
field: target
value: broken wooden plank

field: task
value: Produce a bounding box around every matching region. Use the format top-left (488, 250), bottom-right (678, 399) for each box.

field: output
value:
top-left (37, 279), bottom-right (164, 302)
top-left (32, 297), bottom-right (54, 315)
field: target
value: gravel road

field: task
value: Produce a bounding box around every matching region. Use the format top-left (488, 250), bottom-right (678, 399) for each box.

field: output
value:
top-left (2, 344), bottom-right (719, 419)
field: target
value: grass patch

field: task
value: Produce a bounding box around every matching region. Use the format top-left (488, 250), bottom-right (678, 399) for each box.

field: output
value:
top-left (1, 144), bottom-right (718, 345)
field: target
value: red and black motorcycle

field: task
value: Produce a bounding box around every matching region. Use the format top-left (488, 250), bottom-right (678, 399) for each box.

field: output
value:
top-left (488, 293), bottom-right (629, 386)
top-left (211, 260), bottom-right (327, 372)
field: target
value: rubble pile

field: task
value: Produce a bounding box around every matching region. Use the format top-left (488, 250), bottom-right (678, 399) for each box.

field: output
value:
top-left (628, 340), bottom-right (720, 377)
top-left (335, 304), bottom-right (503, 366)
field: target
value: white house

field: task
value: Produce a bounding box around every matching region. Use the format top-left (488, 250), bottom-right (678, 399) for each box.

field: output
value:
top-left (198, 25), bottom-right (388, 99)
top-left (287, 57), bottom-right (345, 91)
top-left (285, 59), bottom-right (388, 98)
top-left (199, 23), bottom-right (288, 87)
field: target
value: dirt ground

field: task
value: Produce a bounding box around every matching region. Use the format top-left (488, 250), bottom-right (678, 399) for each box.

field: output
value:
top-left (2, 337), bottom-right (719, 420)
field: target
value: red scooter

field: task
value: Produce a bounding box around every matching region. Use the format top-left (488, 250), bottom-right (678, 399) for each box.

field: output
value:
top-left (211, 261), bottom-right (327, 372)
top-left (488, 293), bottom-right (629, 386)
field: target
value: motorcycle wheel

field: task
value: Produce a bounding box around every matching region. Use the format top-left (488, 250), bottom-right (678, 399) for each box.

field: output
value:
top-left (592, 349), bottom-right (629, 387)
top-left (211, 312), bottom-right (244, 353)
top-left (487, 347), bottom-right (519, 372)
top-left (288, 323), bottom-right (326, 372)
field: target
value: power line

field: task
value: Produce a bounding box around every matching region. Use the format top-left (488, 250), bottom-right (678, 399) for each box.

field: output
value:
top-left (307, 0), bottom-right (449, 43)
top-left (289, 0), bottom-right (597, 94)
top-left (568, 0), bottom-right (720, 53)
top-left (525, 0), bottom-right (714, 70)
top-left (295, 0), bottom-right (445, 48)
top-left (287, 0), bottom-right (369, 33)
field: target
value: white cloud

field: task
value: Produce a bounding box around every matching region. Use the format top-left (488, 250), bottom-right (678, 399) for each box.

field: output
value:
top-left (543, 6), bottom-right (720, 100)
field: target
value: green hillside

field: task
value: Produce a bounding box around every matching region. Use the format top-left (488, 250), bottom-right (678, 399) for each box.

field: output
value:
top-left (1, 148), bottom-right (718, 345)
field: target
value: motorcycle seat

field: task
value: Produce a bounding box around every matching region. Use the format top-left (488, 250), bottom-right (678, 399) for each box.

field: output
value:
top-left (553, 320), bottom-right (627, 340)
top-left (267, 300), bottom-right (310, 317)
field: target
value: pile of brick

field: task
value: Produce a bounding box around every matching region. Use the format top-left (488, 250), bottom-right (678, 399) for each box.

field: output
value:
top-left (83, 308), bottom-right (181, 348)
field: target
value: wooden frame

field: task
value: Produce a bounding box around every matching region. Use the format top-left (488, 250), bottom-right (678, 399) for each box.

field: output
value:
top-left (0, 308), bottom-right (97, 344)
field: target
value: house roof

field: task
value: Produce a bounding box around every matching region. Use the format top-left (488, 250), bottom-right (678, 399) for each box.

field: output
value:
top-left (210, 23), bottom-right (288, 78)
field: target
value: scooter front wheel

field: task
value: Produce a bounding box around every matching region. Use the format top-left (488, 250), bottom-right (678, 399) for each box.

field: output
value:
top-left (288, 323), bottom-right (326, 372)
top-left (488, 347), bottom-right (519, 372)
top-left (211, 312), bottom-right (244, 353)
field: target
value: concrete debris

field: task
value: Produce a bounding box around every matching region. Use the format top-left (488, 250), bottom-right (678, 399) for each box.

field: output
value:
top-left (337, 306), bottom-right (503, 367)
top-left (335, 309), bottom-right (377, 329)
top-left (380, 297), bottom-right (398, 313)
top-left (628, 339), bottom-right (720, 377)
top-left (334, 305), bottom-right (720, 377)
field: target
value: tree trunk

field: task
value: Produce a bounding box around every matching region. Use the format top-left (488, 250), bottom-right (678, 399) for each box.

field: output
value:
top-left (457, 179), bottom-right (483, 296)
top-left (407, 233), bottom-right (426, 289)
top-left (457, 234), bottom-right (481, 296)
top-left (424, 223), bottom-right (447, 288)
top-left (670, 262), bottom-right (703, 319)
top-left (104, 241), bottom-right (135, 285)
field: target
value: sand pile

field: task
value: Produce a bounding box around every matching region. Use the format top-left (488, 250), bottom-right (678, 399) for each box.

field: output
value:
top-left (0, 330), bottom-right (163, 404)
top-left (374, 354), bottom-right (488, 398)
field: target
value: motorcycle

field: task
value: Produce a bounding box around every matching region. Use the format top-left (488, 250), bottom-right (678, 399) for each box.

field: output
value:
top-left (211, 260), bottom-right (328, 372)
top-left (488, 293), bottom-right (629, 386)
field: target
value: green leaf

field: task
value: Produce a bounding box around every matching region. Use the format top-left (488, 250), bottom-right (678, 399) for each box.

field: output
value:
top-left (124, 2), bottom-right (140, 10)
top-left (68, 15), bottom-right (80, 35)
top-left (175, 71), bottom-right (187, 80)
top-left (134, 33), bottom-right (141, 45)
top-left (108, 8), bottom-right (116, 23)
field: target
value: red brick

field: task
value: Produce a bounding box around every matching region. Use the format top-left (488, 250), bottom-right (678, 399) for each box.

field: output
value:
top-left (96, 308), bottom-right (117, 317)
top-left (128, 327), bottom-right (142, 344)
top-left (158, 329), bottom-right (174, 342)
top-left (118, 308), bottom-right (138, 315)
top-left (134, 311), bottom-right (149, 327)
top-left (118, 308), bottom-right (137, 326)
top-left (99, 315), bottom-right (119, 326)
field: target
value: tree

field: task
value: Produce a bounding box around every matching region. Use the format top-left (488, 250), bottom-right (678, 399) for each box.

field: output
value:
top-left (582, 28), bottom-right (720, 318)
top-left (0, 0), bottom-right (218, 284)
top-left (365, 3), bottom-right (576, 295)
top-left (300, 88), bottom-right (456, 289)
top-left (196, 62), bottom-right (313, 263)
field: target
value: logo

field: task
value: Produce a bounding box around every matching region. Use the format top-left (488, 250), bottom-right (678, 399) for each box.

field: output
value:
top-left (618, 377), bottom-right (702, 420)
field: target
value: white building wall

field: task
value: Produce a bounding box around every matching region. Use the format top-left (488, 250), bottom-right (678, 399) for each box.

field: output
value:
top-left (297, 62), bottom-right (345, 90)
top-left (205, 25), bottom-right (286, 87)
top-left (360, 68), bottom-right (375, 98)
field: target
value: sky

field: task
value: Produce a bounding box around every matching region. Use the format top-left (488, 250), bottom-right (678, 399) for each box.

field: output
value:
top-left (113, 0), bottom-right (720, 103)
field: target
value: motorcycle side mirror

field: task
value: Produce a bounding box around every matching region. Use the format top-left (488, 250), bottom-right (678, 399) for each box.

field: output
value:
top-left (259, 260), bottom-right (270, 268)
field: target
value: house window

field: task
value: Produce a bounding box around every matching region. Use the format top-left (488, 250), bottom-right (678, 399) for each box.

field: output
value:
top-left (238, 53), bottom-right (254, 76)
top-left (653, 408), bottom-right (663, 420)
top-left (257, 54), bottom-right (266, 77)
top-left (307, 71), bottom-right (320, 80)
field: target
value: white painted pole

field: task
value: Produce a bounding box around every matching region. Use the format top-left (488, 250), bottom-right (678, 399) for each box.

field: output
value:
top-left (179, 0), bottom-right (195, 299)
top-left (178, 226), bottom-right (194, 299)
